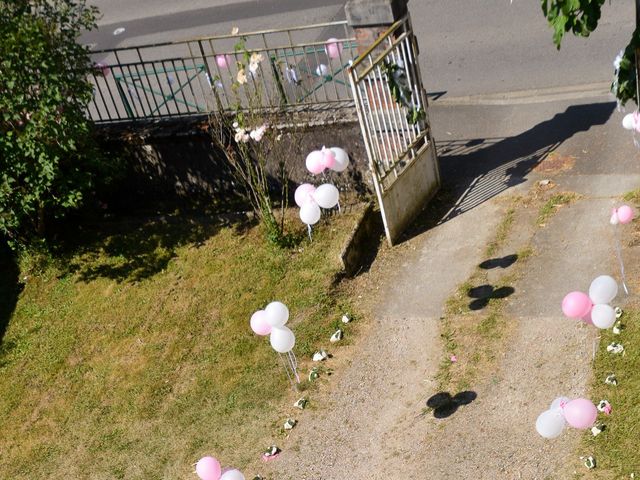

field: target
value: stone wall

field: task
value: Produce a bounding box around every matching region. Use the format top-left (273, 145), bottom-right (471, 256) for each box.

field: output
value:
top-left (96, 116), bottom-right (373, 212)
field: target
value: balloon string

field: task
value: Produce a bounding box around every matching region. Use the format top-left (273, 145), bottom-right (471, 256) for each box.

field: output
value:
top-left (288, 351), bottom-right (300, 383)
top-left (337, 200), bottom-right (342, 214)
top-left (278, 352), bottom-right (296, 389)
top-left (614, 223), bottom-right (630, 295)
top-left (307, 224), bottom-right (313, 241)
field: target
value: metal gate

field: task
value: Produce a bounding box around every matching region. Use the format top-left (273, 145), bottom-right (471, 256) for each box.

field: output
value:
top-left (348, 14), bottom-right (440, 245)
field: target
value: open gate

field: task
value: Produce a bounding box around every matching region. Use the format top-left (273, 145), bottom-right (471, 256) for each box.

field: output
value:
top-left (348, 14), bottom-right (440, 245)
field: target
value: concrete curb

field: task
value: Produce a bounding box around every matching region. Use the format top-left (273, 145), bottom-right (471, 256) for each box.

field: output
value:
top-left (339, 202), bottom-right (382, 277)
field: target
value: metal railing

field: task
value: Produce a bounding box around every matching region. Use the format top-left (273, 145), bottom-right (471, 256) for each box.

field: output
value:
top-left (88, 21), bottom-right (358, 123)
top-left (347, 14), bottom-right (431, 191)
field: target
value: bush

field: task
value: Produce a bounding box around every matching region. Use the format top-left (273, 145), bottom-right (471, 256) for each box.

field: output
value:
top-left (0, 0), bottom-right (101, 246)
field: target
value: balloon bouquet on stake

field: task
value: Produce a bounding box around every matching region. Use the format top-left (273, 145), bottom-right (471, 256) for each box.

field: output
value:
top-left (535, 396), bottom-right (598, 439)
top-left (297, 147), bottom-right (349, 240)
top-left (195, 456), bottom-right (246, 480)
top-left (250, 301), bottom-right (299, 388)
top-left (610, 204), bottom-right (634, 295)
top-left (562, 275), bottom-right (619, 329)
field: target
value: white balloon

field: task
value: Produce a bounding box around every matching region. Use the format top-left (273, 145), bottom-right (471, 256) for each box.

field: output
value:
top-left (535, 409), bottom-right (566, 439)
top-left (623, 113), bottom-right (636, 130)
top-left (549, 396), bottom-right (570, 412)
top-left (313, 184), bottom-right (339, 209)
top-left (220, 470), bottom-right (245, 480)
top-left (591, 303), bottom-right (617, 329)
top-left (610, 211), bottom-right (620, 225)
top-left (265, 301), bottom-right (289, 327)
top-left (270, 326), bottom-right (295, 353)
top-left (315, 63), bottom-right (329, 76)
top-left (330, 147), bottom-right (350, 172)
top-left (589, 275), bottom-right (618, 304)
top-left (300, 202), bottom-right (321, 225)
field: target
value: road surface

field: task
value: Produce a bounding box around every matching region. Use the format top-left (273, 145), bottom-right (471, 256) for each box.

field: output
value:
top-left (84, 0), bottom-right (634, 99)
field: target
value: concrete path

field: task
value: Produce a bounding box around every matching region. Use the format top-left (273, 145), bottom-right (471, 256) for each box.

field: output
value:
top-left (265, 95), bottom-right (640, 479)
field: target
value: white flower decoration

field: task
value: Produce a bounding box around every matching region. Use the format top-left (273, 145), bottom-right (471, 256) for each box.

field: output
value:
top-left (607, 342), bottom-right (624, 354)
top-left (312, 350), bottom-right (328, 362)
top-left (249, 124), bottom-right (267, 142)
top-left (249, 52), bottom-right (264, 74)
top-left (330, 329), bottom-right (343, 343)
top-left (237, 68), bottom-right (247, 85)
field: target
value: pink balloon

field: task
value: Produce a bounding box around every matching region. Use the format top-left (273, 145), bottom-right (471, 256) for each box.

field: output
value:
top-left (216, 55), bottom-right (231, 69)
top-left (325, 38), bottom-right (343, 59)
top-left (563, 398), bottom-right (597, 429)
top-left (617, 205), bottom-right (634, 224)
top-left (581, 309), bottom-right (593, 325)
top-left (561, 291), bottom-right (592, 319)
top-left (95, 62), bottom-right (111, 76)
top-left (250, 310), bottom-right (271, 336)
top-left (294, 184), bottom-right (316, 207)
top-left (196, 456), bottom-right (222, 480)
top-left (306, 150), bottom-right (325, 174)
top-left (322, 149), bottom-right (336, 169)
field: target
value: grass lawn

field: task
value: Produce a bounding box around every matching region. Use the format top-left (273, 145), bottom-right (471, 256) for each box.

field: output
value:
top-left (579, 308), bottom-right (640, 477)
top-left (0, 208), bottom-right (363, 479)
top-left (577, 189), bottom-right (640, 477)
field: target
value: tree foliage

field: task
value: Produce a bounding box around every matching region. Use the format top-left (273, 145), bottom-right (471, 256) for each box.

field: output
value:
top-left (541, 0), bottom-right (640, 106)
top-left (0, 0), bottom-right (100, 246)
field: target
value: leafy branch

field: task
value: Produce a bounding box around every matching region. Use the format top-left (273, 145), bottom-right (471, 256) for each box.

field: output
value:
top-left (381, 60), bottom-right (425, 125)
top-left (541, 0), bottom-right (639, 106)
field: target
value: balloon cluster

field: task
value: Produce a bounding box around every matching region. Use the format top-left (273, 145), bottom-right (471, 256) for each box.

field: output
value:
top-left (536, 397), bottom-right (598, 439)
top-left (250, 301), bottom-right (296, 353)
top-left (296, 147), bottom-right (350, 227)
top-left (295, 183), bottom-right (340, 225)
top-left (196, 456), bottom-right (245, 480)
top-left (562, 275), bottom-right (619, 329)
top-left (305, 147), bottom-right (349, 175)
top-left (610, 204), bottom-right (634, 225)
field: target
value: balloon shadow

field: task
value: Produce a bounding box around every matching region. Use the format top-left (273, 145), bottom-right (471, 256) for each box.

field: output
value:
top-left (479, 254), bottom-right (518, 270)
top-left (467, 284), bottom-right (515, 310)
top-left (426, 391), bottom-right (477, 419)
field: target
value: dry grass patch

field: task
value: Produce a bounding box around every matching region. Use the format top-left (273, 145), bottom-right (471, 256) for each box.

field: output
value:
top-left (537, 192), bottom-right (580, 226)
top-left (437, 197), bottom-right (527, 392)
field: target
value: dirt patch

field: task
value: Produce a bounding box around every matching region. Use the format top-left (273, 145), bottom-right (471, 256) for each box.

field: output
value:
top-left (534, 152), bottom-right (576, 174)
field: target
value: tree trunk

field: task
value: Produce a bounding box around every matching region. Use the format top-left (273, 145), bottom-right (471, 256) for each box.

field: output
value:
top-left (36, 203), bottom-right (46, 237)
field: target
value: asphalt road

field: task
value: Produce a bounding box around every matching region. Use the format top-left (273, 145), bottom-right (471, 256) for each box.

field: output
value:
top-left (83, 0), bottom-right (635, 99)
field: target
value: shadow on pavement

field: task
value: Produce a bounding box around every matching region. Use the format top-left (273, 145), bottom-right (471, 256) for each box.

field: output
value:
top-left (426, 391), bottom-right (477, 419)
top-left (400, 101), bottom-right (615, 243)
top-left (467, 284), bottom-right (515, 310)
top-left (479, 254), bottom-right (518, 270)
